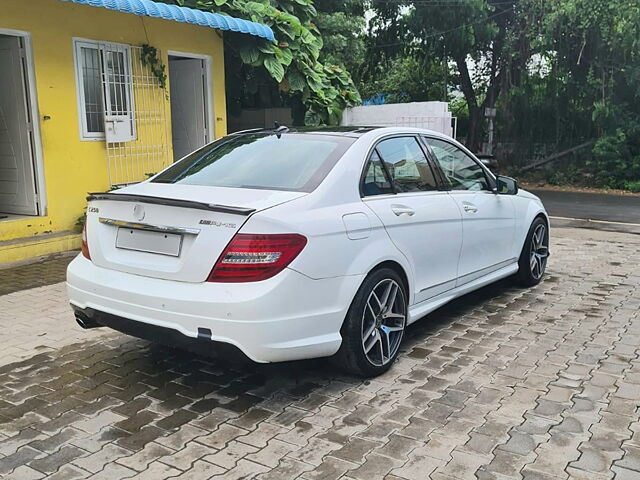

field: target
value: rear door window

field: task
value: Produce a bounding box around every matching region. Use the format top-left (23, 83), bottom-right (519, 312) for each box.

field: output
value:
top-left (376, 137), bottom-right (438, 193)
top-left (153, 133), bottom-right (354, 192)
top-left (362, 151), bottom-right (394, 196)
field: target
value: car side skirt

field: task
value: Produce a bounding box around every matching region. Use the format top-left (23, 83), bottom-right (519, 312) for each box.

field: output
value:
top-left (407, 261), bottom-right (519, 324)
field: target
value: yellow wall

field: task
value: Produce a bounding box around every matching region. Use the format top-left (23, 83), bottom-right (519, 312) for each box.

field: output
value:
top-left (0, 0), bottom-right (227, 253)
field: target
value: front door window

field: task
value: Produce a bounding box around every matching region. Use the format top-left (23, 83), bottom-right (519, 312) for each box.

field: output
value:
top-left (425, 138), bottom-right (489, 191)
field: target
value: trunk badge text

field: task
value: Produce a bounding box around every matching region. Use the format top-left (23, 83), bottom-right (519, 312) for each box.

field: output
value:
top-left (199, 219), bottom-right (237, 229)
top-left (133, 204), bottom-right (145, 221)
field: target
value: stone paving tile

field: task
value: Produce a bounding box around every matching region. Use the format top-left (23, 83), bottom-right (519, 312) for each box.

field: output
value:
top-left (83, 462), bottom-right (135, 479)
top-left (0, 227), bottom-right (639, 479)
top-left (0, 254), bottom-right (73, 296)
top-left (158, 440), bottom-right (217, 470)
top-left (302, 455), bottom-right (359, 480)
top-left (116, 441), bottom-right (175, 472)
top-left (2, 465), bottom-right (46, 480)
top-left (72, 443), bottom-right (132, 473)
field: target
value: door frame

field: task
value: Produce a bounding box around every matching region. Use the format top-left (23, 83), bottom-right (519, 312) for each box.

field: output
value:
top-left (167, 50), bottom-right (214, 145)
top-left (0, 28), bottom-right (46, 216)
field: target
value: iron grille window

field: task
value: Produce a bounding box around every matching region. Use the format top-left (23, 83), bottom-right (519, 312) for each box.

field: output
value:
top-left (73, 39), bottom-right (136, 142)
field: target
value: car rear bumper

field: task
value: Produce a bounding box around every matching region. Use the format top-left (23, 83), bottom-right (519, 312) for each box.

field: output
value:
top-left (66, 255), bottom-right (363, 363)
top-left (72, 305), bottom-right (250, 360)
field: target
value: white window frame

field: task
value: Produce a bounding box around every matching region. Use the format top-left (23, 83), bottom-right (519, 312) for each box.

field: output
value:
top-left (73, 38), bottom-right (136, 142)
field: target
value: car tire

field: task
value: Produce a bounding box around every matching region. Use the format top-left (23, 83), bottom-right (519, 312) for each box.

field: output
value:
top-left (515, 217), bottom-right (549, 287)
top-left (332, 268), bottom-right (407, 377)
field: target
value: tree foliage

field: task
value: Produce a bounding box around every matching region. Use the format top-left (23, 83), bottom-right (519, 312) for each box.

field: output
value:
top-left (313, 0), bottom-right (367, 77)
top-left (358, 0), bottom-right (640, 188)
top-left (361, 0), bottom-right (517, 151)
top-left (359, 56), bottom-right (447, 104)
top-left (168, 0), bottom-right (361, 125)
top-left (506, 0), bottom-right (640, 188)
top-left (164, 0), bottom-right (640, 187)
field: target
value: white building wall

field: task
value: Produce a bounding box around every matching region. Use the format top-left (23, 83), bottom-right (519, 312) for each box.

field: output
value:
top-left (341, 101), bottom-right (456, 138)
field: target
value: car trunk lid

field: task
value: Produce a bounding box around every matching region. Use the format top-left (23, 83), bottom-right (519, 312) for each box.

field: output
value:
top-left (85, 183), bottom-right (305, 282)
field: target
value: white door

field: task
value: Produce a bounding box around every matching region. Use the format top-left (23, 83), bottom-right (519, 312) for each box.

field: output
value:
top-left (424, 137), bottom-right (516, 285)
top-left (0, 35), bottom-right (38, 216)
top-left (362, 137), bottom-right (463, 305)
top-left (169, 56), bottom-right (208, 162)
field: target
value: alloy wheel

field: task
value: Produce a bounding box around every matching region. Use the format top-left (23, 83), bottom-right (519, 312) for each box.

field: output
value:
top-left (361, 279), bottom-right (406, 366)
top-left (529, 224), bottom-right (549, 280)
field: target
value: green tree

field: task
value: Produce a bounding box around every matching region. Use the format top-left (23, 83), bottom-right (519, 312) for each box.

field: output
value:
top-left (505, 0), bottom-right (640, 187)
top-left (167, 0), bottom-right (361, 125)
top-left (359, 56), bottom-right (447, 104)
top-left (406, 0), bottom-right (520, 152)
top-left (314, 0), bottom-right (367, 77)
top-left (356, 0), bottom-right (516, 150)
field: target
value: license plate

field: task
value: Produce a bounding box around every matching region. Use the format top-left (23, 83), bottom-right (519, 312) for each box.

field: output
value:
top-left (115, 228), bottom-right (183, 257)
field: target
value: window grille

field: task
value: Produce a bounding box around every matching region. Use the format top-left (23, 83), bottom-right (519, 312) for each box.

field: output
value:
top-left (104, 45), bottom-right (171, 187)
top-left (74, 40), bottom-right (135, 141)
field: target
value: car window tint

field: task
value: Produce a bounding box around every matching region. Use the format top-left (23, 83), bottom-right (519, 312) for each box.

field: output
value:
top-left (362, 151), bottom-right (393, 196)
top-left (152, 133), bottom-right (354, 193)
top-left (375, 137), bottom-right (437, 193)
top-left (425, 138), bottom-right (489, 191)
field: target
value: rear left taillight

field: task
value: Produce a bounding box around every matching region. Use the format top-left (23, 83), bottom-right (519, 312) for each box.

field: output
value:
top-left (81, 222), bottom-right (91, 260)
top-left (207, 233), bottom-right (307, 283)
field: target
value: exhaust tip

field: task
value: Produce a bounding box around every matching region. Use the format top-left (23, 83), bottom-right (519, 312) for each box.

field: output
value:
top-left (75, 313), bottom-right (101, 329)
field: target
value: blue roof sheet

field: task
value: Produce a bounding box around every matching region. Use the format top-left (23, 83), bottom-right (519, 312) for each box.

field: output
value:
top-left (58, 0), bottom-right (275, 41)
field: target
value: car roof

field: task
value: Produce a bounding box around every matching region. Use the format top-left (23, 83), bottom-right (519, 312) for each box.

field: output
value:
top-left (230, 125), bottom-right (452, 139)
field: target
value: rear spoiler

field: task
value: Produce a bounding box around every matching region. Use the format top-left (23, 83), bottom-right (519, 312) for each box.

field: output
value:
top-left (87, 193), bottom-right (256, 216)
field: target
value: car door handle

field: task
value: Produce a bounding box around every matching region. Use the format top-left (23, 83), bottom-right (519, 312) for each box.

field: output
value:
top-left (462, 203), bottom-right (478, 213)
top-left (391, 204), bottom-right (415, 217)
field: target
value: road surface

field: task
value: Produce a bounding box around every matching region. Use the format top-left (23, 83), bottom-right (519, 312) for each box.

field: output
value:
top-left (529, 189), bottom-right (640, 224)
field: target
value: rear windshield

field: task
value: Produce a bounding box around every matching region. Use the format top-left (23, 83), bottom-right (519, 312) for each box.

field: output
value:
top-left (152, 133), bottom-right (355, 192)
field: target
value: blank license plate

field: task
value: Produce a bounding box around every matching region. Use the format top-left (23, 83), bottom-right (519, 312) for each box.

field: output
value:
top-left (116, 228), bottom-right (183, 257)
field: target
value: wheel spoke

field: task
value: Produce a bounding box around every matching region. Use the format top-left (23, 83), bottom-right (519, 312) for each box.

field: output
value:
top-left (384, 324), bottom-right (404, 332)
top-left (366, 300), bottom-right (377, 321)
top-left (379, 327), bottom-right (390, 361)
top-left (379, 282), bottom-right (393, 312)
top-left (364, 330), bottom-right (381, 354)
top-left (537, 226), bottom-right (546, 248)
top-left (363, 321), bottom-right (376, 341)
top-left (371, 291), bottom-right (383, 313)
top-left (384, 284), bottom-right (399, 314)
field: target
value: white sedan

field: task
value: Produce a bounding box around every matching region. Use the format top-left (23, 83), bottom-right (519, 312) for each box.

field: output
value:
top-left (67, 127), bottom-right (549, 377)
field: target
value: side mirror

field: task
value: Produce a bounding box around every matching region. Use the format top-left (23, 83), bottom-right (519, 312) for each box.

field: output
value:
top-left (496, 175), bottom-right (518, 195)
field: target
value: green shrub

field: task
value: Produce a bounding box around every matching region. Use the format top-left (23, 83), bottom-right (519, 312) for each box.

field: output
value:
top-left (624, 181), bottom-right (640, 193)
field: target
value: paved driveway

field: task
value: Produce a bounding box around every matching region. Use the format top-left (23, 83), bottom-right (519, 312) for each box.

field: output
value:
top-left (0, 227), bottom-right (639, 480)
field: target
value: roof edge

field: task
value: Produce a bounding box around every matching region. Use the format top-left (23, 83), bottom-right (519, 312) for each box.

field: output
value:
top-left (58, 0), bottom-right (275, 41)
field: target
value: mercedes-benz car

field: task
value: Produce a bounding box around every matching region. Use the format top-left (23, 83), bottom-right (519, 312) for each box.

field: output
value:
top-left (67, 126), bottom-right (549, 377)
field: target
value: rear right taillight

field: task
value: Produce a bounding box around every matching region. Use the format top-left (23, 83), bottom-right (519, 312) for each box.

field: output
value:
top-left (207, 233), bottom-right (307, 283)
top-left (81, 222), bottom-right (91, 260)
